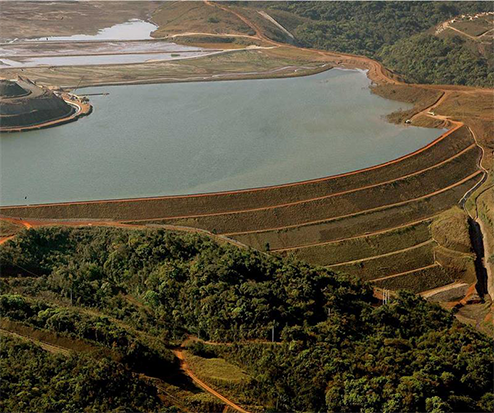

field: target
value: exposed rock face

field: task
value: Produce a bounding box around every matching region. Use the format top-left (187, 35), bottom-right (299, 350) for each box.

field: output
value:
top-left (0, 78), bottom-right (74, 130)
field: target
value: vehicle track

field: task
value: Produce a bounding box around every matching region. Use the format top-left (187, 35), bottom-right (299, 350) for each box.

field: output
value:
top-left (173, 348), bottom-right (251, 413)
top-left (324, 240), bottom-right (435, 268)
top-left (420, 282), bottom-right (469, 298)
top-left (370, 263), bottom-right (441, 283)
top-left (0, 328), bottom-right (71, 356)
top-left (271, 216), bottom-right (436, 252)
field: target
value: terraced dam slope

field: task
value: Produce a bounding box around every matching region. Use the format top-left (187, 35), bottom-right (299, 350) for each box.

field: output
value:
top-left (0, 123), bottom-right (483, 294)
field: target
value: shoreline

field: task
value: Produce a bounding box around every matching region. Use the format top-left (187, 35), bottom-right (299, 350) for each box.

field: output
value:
top-left (0, 40), bottom-right (486, 210)
top-left (0, 122), bottom-right (460, 209)
top-left (67, 62), bottom-right (332, 91)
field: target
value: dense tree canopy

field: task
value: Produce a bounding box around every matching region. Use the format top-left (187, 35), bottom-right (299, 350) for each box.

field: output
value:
top-left (0, 336), bottom-right (161, 413)
top-left (379, 34), bottom-right (493, 87)
top-left (261, 1), bottom-right (493, 86)
top-left (1, 227), bottom-right (492, 412)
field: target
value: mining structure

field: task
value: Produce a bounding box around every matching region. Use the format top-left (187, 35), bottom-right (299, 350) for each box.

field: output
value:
top-left (0, 77), bottom-right (90, 132)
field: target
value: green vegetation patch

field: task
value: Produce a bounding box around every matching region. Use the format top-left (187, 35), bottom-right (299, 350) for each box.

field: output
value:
top-left (0, 294), bottom-right (177, 378)
top-left (216, 291), bottom-right (493, 412)
top-left (259, 1), bottom-right (492, 86)
top-left (1, 227), bottom-right (492, 412)
top-left (185, 351), bottom-right (250, 387)
top-left (0, 226), bottom-right (367, 342)
top-left (379, 34), bottom-right (493, 87)
top-left (0, 220), bottom-right (24, 237)
top-left (184, 343), bottom-right (257, 409)
top-left (0, 335), bottom-right (161, 413)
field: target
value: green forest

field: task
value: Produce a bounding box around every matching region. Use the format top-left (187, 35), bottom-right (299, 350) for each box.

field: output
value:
top-left (1, 336), bottom-right (162, 413)
top-left (258, 1), bottom-right (493, 87)
top-left (1, 227), bottom-right (493, 412)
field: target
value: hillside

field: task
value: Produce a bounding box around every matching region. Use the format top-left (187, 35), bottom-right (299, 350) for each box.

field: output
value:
top-left (1, 0), bottom-right (492, 328)
top-left (251, 1), bottom-right (493, 87)
top-left (1, 226), bottom-right (492, 412)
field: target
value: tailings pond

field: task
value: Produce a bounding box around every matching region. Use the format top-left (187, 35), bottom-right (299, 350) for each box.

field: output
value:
top-left (0, 19), bottom-right (215, 68)
top-left (0, 69), bottom-right (445, 206)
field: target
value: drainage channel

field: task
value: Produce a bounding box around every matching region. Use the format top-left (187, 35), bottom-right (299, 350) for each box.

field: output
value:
top-left (468, 217), bottom-right (489, 299)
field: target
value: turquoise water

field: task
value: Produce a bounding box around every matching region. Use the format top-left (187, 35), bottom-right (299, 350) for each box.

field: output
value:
top-left (0, 69), bottom-right (444, 206)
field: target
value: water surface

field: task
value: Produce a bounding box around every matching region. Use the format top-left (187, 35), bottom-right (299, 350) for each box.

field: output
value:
top-left (0, 69), bottom-right (444, 206)
top-left (25, 19), bottom-right (158, 42)
top-left (0, 51), bottom-right (221, 68)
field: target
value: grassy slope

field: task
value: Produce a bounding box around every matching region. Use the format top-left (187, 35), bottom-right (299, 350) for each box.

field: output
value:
top-left (0, 1), bottom-right (159, 40)
top-left (182, 348), bottom-right (260, 410)
top-left (0, 221), bottom-right (24, 237)
top-left (155, 147), bottom-right (481, 234)
top-left (151, 1), bottom-right (255, 37)
top-left (279, 220), bottom-right (432, 265)
top-left (373, 265), bottom-right (456, 293)
top-left (232, 174), bottom-right (481, 250)
top-left (331, 242), bottom-right (435, 281)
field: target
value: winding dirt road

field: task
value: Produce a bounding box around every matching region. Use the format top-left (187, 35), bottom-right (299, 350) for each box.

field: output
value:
top-left (173, 348), bottom-right (251, 413)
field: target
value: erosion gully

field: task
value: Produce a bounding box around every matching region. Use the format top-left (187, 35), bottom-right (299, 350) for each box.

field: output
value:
top-left (468, 217), bottom-right (489, 299)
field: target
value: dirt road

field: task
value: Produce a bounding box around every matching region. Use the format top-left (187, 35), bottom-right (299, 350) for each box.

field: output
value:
top-left (0, 328), bottom-right (71, 356)
top-left (173, 348), bottom-right (251, 413)
top-left (370, 263), bottom-right (441, 283)
top-left (325, 240), bottom-right (435, 268)
top-left (0, 236), bottom-right (15, 245)
top-left (420, 282), bottom-right (469, 299)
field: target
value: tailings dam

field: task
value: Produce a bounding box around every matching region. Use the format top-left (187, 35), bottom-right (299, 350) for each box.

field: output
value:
top-left (0, 69), bottom-right (443, 206)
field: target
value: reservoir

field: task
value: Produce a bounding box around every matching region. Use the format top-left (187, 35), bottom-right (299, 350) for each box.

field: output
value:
top-left (0, 69), bottom-right (444, 206)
